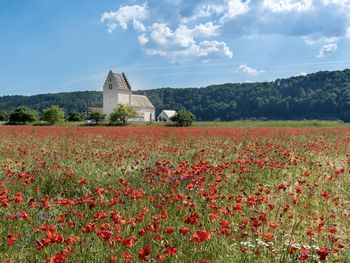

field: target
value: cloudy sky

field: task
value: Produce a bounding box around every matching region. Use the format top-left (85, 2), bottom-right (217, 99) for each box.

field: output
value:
top-left (1, 0), bottom-right (350, 96)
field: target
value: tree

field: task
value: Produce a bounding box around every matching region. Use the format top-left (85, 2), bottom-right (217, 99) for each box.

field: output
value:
top-left (110, 104), bottom-right (139, 124)
top-left (67, 112), bottom-right (84, 122)
top-left (171, 109), bottom-right (195, 127)
top-left (0, 110), bottom-right (8, 122)
top-left (89, 111), bottom-right (106, 124)
top-left (42, 105), bottom-right (65, 125)
top-left (9, 106), bottom-right (38, 124)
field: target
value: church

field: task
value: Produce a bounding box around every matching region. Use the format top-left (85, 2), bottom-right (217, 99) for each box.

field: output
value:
top-left (102, 70), bottom-right (155, 122)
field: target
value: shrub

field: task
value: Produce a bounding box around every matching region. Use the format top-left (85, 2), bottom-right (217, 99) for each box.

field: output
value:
top-left (42, 105), bottom-right (65, 125)
top-left (171, 109), bottom-right (195, 127)
top-left (89, 111), bottom-right (106, 124)
top-left (9, 106), bottom-right (38, 124)
top-left (110, 104), bottom-right (139, 124)
top-left (0, 110), bottom-right (8, 122)
top-left (67, 112), bottom-right (84, 122)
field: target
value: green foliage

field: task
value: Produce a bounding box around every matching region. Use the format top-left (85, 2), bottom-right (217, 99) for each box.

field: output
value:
top-left (0, 91), bottom-right (102, 114)
top-left (110, 104), bottom-right (139, 124)
top-left (342, 111), bottom-right (350, 123)
top-left (67, 111), bottom-right (84, 122)
top-left (0, 110), bottom-right (8, 121)
top-left (1, 69), bottom-right (350, 121)
top-left (171, 109), bottom-right (195, 127)
top-left (89, 111), bottom-right (106, 124)
top-left (42, 105), bottom-right (65, 124)
top-left (9, 106), bottom-right (38, 124)
top-left (136, 69), bottom-right (350, 121)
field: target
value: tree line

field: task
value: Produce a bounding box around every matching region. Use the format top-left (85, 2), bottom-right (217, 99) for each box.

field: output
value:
top-left (0, 104), bottom-right (192, 126)
top-left (1, 69), bottom-right (350, 122)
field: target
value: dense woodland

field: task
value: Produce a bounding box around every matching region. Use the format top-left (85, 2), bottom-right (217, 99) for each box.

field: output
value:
top-left (1, 69), bottom-right (350, 121)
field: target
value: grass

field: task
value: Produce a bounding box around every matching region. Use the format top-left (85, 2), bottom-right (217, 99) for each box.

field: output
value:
top-left (0, 126), bottom-right (349, 262)
top-left (1, 120), bottom-right (348, 128)
top-left (192, 120), bottom-right (349, 128)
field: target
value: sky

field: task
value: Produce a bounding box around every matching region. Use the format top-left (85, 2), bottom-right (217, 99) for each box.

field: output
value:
top-left (1, 0), bottom-right (350, 96)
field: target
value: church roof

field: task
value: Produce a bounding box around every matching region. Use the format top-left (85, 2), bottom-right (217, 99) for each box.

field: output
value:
top-left (112, 73), bottom-right (131, 91)
top-left (131, 95), bottom-right (155, 110)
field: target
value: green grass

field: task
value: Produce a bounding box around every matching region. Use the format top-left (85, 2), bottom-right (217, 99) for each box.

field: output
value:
top-left (1, 120), bottom-right (348, 128)
top-left (192, 120), bottom-right (349, 128)
top-left (0, 127), bottom-right (349, 262)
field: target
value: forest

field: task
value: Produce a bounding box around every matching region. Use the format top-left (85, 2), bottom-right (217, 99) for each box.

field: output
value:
top-left (1, 69), bottom-right (350, 121)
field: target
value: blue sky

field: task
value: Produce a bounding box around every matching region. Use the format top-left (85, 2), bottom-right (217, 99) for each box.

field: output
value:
top-left (1, 0), bottom-right (350, 96)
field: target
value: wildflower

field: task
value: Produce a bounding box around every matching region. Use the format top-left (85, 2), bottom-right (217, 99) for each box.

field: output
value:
top-left (121, 236), bottom-right (137, 248)
top-left (122, 252), bottom-right (133, 262)
top-left (317, 247), bottom-right (329, 261)
top-left (191, 230), bottom-right (211, 243)
top-left (138, 246), bottom-right (151, 261)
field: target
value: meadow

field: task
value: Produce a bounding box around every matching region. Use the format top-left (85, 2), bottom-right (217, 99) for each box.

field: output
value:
top-left (0, 126), bottom-right (349, 262)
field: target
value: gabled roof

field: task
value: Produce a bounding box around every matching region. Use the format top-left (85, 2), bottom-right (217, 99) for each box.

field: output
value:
top-left (160, 110), bottom-right (177, 118)
top-left (109, 71), bottom-right (131, 91)
top-left (131, 95), bottom-right (155, 109)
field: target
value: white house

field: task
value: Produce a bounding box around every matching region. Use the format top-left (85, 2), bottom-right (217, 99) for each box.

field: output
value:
top-left (157, 110), bottom-right (177, 122)
top-left (102, 70), bottom-right (155, 122)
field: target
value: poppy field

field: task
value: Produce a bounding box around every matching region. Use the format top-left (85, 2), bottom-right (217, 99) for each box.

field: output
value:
top-left (0, 126), bottom-right (349, 262)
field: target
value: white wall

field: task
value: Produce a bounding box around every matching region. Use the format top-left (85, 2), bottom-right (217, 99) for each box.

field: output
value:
top-left (118, 92), bottom-right (131, 105)
top-left (130, 109), bottom-right (155, 122)
top-left (103, 72), bottom-right (131, 117)
top-left (140, 109), bottom-right (155, 122)
top-left (158, 111), bottom-right (170, 121)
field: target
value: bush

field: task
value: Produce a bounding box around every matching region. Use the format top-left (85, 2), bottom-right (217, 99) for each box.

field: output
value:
top-left (171, 109), bottom-right (195, 127)
top-left (67, 112), bottom-right (84, 122)
top-left (42, 105), bottom-right (65, 125)
top-left (341, 111), bottom-right (350, 123)
top-left (89, 111), bottom-right (106, 124)
top-left (0, 110), bottom-right (8, 122)
top-left (110, 104), bottom-right (139, 124)
top-left (9, 106), bottom-right (38, 124)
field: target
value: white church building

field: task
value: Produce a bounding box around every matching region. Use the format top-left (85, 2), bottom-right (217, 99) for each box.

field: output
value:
top-left (102, 70), bottom-right (155, 122)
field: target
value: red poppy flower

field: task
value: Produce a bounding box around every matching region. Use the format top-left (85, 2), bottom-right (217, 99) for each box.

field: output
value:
top-left (122, 236), bottom-right (137, 248)
top-left (317, 247), bottom-right (329, 261)
top-left (122, 252), bottom-right (133, 262)
top-left (138, 246), bottom-right (151, 261)
top-left (191, 230), bottom-right (211, 243)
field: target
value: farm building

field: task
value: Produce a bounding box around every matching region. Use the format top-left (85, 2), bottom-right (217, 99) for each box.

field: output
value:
top-left (102, 70), bottom-right (155, 122)
top-left (157, 110), bottom-right (177, 122)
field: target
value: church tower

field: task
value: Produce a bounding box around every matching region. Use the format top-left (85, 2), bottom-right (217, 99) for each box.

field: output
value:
top-left (103, 70), bottom-right (132, 117)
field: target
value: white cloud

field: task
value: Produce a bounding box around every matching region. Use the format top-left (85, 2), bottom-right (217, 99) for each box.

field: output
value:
top-left (303, 35), bottom-right (338, 45)
top-left (143, 23), bottom-right (232, 60)
top-left (184, 0), bottom-right (250, 23)
top-left (236, 65), bottom-right (265, 75)
top-left (100, 0), bottom-right (350, 61)
top-left (182, 4), bottom-right (224, 23)
top-left (101, 4), bottom-right (148, 33)
top-left (262, 0), bottom-right (314, 13)
top-left (346, 27), bottom-right (350, 38)
top-left (138, 34), bottom-right (149, 45)
top-left (193, 22), bottom-right (221, 37)
top-left (220, 0), bottom-right (251, 22)
top-left (146, 40), bottom-right (233, 61)
top-left (322, 0), bottom-right (350, 8)
top-left (317, 43), bottom-right (337, 58)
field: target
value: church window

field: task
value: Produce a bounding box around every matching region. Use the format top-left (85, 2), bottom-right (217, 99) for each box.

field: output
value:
top-left (109, 84), bottom-right (112, 90)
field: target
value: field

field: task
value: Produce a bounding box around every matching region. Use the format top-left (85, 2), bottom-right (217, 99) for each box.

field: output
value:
top-left (0, 126), bottom-right (349, 262)
top-left (2, 120), bottom-right (348, 128)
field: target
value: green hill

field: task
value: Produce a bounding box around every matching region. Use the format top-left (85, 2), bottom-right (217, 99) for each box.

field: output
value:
top-left (1, 69), bottom-right (350, 121)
